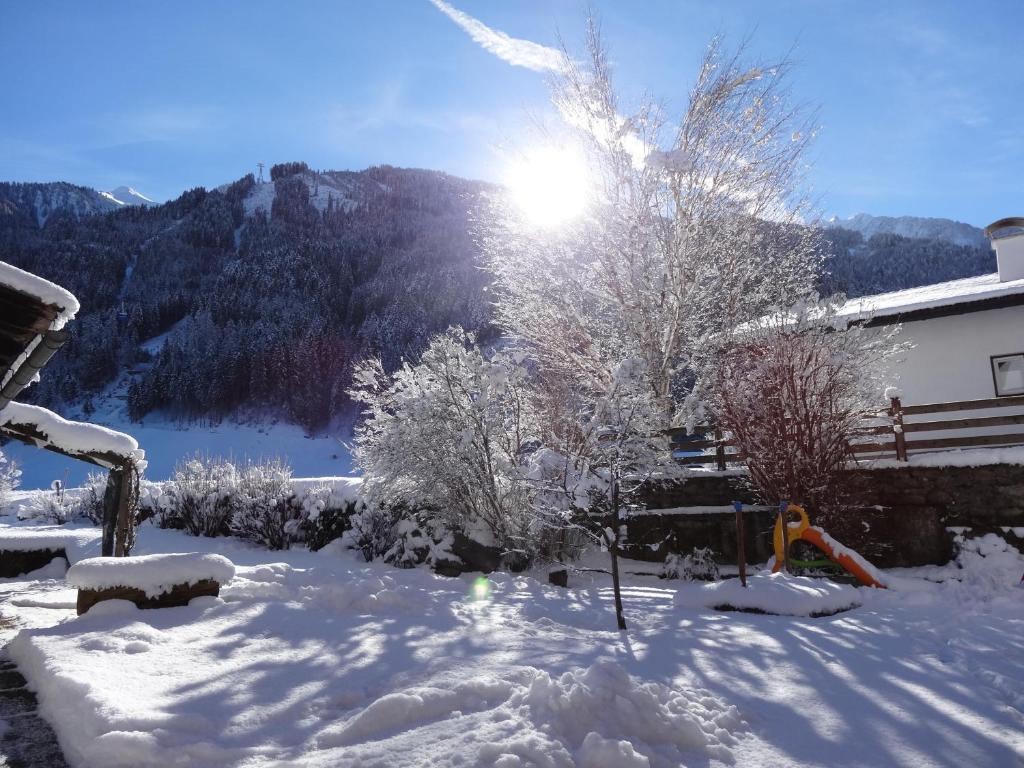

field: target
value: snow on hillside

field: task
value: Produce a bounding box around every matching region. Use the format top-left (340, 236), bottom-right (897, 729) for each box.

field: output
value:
top-left (2, 417), bottom-right (353, 489)
top-left (0, 181), bottom-right (154, 228)
top-left (832, 213), bottom-right (988, 248)
top-left (3, 327), bottom-right (353, 488)
top-left (18, 184), bottom-right (120, 226)
top-left (239, 171), bottom-right (361, 218)
top-left (32, 186), bottom-right (120, 226)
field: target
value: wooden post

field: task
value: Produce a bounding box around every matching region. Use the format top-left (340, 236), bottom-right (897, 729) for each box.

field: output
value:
top-left (890, 396), bottom-right (908, 462)
top-left (732, 501), bottom-right (747, 587)
top-left (100, 467), bottom-right (121, 557)
top-left (101, 463), bottom-right (138, 557)
top-left (113, 464), bottom-right (136, 557)
top-left (779, 501), bottom-right (792, 574)
top-left (714, 427), bottom-right (726, 471)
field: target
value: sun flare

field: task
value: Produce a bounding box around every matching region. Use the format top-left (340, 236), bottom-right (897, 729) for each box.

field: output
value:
top-left (505, 144), bottom-right (592, 229)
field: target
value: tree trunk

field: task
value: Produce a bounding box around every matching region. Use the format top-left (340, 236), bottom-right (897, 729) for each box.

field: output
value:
top-left (609, 480), bottom-right (627, 631)
top-left (609, 540), bottom-right (627, 631)
top-left (734, 501), bottom-right (747, 587)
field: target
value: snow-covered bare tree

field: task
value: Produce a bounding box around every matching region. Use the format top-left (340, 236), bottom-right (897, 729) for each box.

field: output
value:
top-left (709, 297), bottom-right (903, 525)
top-left (525, 356), bottom-right (669, 630)
top-left (482, 26), bottom-right (824, 426)
top-left (349, 328), bottom-right (534, 560)
top-left (0, 448), bottom-right (20, 510)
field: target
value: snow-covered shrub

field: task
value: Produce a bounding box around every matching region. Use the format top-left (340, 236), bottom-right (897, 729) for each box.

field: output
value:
top-left (350, 328), bottom-right (535, 557)
top-left (17, 490), bottom-right (73, 524)
top-left (345, 503), bottom-right (406, 563)
top-left (69, 472), bottom-right (108, 525)
top-left (17, 474), bottom-right (109, 526)
top-left (0, 449), bottom-right (20, 511)
top-left (662, 548), bottom-right (720, 582)
top-left (137, 480), bottom-right (166, 525)
top-left (382, 516), bottom-right (457, 569)
top-left (711, 298), bottom-right (903, 525)
top-left (161, 455), bottom-right (241, 536)
top-left (343, 503), bottom-right (455, 567)
top-left (295, 485), bottom-right (358, 552)
top-left (951, 533), bottom-right (1024, 596)
top-left (229, 459), bottom-right (296, 550)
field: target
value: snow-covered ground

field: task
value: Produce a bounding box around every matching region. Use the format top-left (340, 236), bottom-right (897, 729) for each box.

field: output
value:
top-left (1, 516), bottom-right (1022, 768)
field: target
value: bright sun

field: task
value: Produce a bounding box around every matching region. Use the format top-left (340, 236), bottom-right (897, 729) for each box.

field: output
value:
top-left (505, 144), bottom-right (592, 229)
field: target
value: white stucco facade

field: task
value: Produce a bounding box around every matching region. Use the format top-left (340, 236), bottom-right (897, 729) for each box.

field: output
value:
top-left (889, 303), bottom-right (1024, 406)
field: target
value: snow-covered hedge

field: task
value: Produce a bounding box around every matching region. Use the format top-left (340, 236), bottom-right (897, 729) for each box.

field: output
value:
top-left (149, 456), bottom-right (239, 536)
top-left (142, 456), bottom-right (364, 551)
top-left (343, 505), bottom-right (457, 568)
top-left (229, 459), bottom-right (295, 550)
top-left (294, 483), bottom-right (358, 552)
top-left (662, 547), bottom-right (720, 582)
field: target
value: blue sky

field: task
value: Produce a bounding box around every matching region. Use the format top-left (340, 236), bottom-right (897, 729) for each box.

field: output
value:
top-left (1, 0), bottom-right (1019, 226)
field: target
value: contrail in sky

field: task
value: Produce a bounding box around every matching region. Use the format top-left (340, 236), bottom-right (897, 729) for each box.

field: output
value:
top-left (428, 0), bottom-right (567, 73)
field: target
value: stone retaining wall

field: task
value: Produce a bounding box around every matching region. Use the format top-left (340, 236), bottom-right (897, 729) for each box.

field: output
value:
top-left (0, 549), bottom-right (67, 578)
top-left (627, 463), bottom-right (1024, 568)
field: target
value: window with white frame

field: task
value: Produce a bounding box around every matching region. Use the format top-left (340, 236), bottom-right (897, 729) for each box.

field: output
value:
top-left (991, 353), bottom-right (1024, 396)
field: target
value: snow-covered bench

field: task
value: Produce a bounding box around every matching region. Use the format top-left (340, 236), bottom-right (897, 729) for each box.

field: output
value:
top-left (67, 553), bottom-right (235, 615)
top-left (0, 528), bottom-right (101, 577)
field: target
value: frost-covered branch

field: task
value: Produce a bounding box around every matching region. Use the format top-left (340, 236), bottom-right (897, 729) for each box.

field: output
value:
top-left (481, 27), bottom-right (824, 426)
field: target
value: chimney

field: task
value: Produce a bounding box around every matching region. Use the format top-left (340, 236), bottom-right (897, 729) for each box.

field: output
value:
top-left (985, 217), bottom-right (1024, 282)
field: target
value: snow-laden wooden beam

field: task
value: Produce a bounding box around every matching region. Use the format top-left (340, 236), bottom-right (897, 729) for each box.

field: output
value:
top-left (0, 401), bottom-right (145, 469)
top-left (1, 403), bottom-right (147, 556)
top-left (0, 262), bottom-right (144, 556)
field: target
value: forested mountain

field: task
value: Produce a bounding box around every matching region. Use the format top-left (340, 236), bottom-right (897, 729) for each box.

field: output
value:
top-left (0, 164), bottom-right (996, 433)
top-left (0, 181), bottom-right (121, 231)
top-left (831, 213), bottom-right (987, 248)
top-left (0, 163), bottom-right (494, 431)
top-left (821, 226), bottom-right (995, 298)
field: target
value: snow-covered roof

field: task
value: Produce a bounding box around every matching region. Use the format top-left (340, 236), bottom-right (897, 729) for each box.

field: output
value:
top-left (837, 272), bottom-right (1024, 323)
top-left (0, 261), bottom-right (79, 330)
top-left (0, 261), bottom-right (81, 395)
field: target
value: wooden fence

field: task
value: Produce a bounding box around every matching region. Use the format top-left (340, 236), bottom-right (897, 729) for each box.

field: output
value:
top-left (669, 393), bottom-right (1024, 468)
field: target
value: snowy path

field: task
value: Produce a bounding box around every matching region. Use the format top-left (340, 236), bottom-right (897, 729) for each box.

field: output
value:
top-left (0, 522), bottom-right (1022, 767)
top-left (0, 569), bottom-right (70, 768)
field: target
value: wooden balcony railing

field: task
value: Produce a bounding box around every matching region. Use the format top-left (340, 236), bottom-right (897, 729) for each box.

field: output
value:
top-left (669, 393), bottom-right (1024, 468)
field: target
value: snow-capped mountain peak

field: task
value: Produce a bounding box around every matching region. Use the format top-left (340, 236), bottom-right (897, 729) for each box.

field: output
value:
top-left (102, 185), bottom-right (156, 206)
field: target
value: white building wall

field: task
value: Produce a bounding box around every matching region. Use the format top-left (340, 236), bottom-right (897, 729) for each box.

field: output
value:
top-left (889, 304), bottom-right (1024, 405)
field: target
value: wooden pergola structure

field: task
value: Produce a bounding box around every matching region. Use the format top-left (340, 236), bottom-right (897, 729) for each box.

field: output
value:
top-left (0, 262), bottom-right (143, 556)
